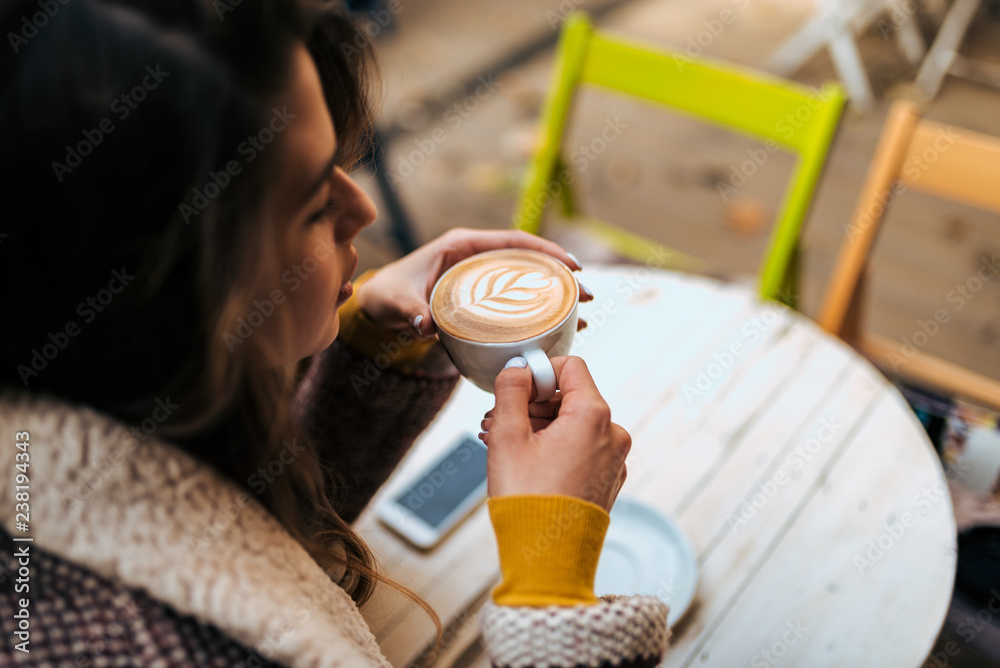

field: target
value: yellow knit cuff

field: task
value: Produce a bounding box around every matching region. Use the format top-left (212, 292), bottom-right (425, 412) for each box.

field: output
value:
top-left (488, 494), bottom-right (610, 607)
top-left (337, 270), bottom-right (437, 373)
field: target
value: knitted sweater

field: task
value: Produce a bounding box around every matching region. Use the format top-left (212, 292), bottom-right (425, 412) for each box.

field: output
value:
top-left (0, 342), bottom-right (668, 667)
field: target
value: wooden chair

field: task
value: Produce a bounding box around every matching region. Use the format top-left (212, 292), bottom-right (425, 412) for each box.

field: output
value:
top-left (512, 12), bottom-right (846, 307)
top-left (914, 0), bottom-right (1000, 100)
top-left (768, 0), bottom-right (926, 112)
top-left (818, 99), bottom-right (1000, 409)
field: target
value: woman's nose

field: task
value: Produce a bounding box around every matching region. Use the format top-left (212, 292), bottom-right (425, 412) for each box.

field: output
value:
top-left (334, 168), bottom-right (377, 243)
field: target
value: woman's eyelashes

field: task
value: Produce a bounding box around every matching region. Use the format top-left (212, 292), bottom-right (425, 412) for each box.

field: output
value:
top-left (307, 197), bottom-right (338, 225)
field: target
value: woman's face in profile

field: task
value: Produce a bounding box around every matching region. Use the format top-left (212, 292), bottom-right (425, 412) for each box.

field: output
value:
top-left (257, 44), bottom-right (377, 364)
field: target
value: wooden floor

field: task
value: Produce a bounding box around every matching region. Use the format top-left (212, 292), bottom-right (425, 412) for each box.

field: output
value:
top-left (353, 0), bottom-right (1000, 382)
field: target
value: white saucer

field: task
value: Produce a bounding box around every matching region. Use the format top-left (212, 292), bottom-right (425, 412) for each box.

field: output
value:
top-left (594, 496), bottom-right (699, 627)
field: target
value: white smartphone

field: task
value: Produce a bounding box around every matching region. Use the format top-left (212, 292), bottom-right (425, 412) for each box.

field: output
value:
top-left (376, 434), bottom-right (488, 550)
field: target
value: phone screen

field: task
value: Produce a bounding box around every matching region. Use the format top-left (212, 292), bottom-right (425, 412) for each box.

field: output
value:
top-left (394, 436), bottom-right (488, 528)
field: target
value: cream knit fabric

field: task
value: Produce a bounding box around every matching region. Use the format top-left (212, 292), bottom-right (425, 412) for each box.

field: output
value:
top-left (0, 391), bottom-right (390, 668)
top-left (479, 594), bottom-right (670, 668)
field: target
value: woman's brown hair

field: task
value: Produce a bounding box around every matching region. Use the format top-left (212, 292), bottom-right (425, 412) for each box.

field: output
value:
top-left (0, 0), bottom-right (439, 639)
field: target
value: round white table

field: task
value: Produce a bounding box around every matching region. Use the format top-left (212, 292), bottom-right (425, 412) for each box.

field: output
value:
top-left (356, 266), bottom-right (957, 668)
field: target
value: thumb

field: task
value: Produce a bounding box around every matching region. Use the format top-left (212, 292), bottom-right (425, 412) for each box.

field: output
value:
top-left (491, 358), bottom-right (534, 441)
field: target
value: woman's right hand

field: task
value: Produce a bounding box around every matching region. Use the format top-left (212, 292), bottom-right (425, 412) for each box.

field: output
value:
top-left (480, 357), bottom-right (631, 513)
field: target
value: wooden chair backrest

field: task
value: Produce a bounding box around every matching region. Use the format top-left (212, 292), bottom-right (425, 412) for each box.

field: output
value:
top-left (818, 100), bottom-right (1000, 410)
top-left (513, 11), bottom-right (846, 305)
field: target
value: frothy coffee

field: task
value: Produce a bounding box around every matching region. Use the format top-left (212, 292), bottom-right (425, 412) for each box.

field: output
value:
top-left (431, 250), bottom-right (577, 343)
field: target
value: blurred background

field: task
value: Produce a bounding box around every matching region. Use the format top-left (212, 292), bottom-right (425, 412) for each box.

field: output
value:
top-left (347, 1), bottom-right (1000, 664)
top-left (353, 0), bottom-right (999, 385)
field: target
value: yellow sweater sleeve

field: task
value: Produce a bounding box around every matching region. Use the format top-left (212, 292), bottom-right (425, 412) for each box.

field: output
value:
top-left (487, 494), bottom-right (610, 607)
top-left (336, 270), bottom-right (437, 373)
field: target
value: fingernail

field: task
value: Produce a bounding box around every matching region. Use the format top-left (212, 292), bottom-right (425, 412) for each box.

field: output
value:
top-left (567, 252), bottom-right (582, 270)
top-left (504, 356), bottom-right (528, 369)
top-left (411, 314), bottom-right (423, 335)
top-left (580, 283), bottom-right (594, 299)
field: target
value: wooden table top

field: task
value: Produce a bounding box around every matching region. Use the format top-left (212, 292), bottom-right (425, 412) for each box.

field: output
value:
top-left (356, 265), bottom-right (957, 668)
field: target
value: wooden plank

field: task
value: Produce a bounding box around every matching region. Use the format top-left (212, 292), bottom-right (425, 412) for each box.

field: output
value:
top-left (375, 574), bottom-right (494, 667)
top-left (380, 304), bottom-right (868, 668)
top-left (359, 273), bottom-right (955, 667)
top-left (681, 362), bottom-right (882, 561)
top-left (862, 331), bottom-right (1000, 411)
top-left (866, 197), bottom-right (1000, 279)
top-left (362, 268), bottom-right (747, 664)
top-left (848, 265), bottom-right (1000, 381)
top-left (652, 362), bottom-right (887, 666)
top-left (901, 119), bottom-right (1000, 215)
top-left (818, 100), bottom-right (920, 337)
top-left (562, 92), bottom-right (796, 277)
top-left (632, 321), bottom-right (836, 511)
top-left (428, 589), bottom-right (491, 668)
top-left (571, 270), bottom-right (747, 375)
top-left (573, 271), bottom-right (766, 428)
top-left (607, 293), bottom-right (787, 431)
top-left (647, 321), bottom-right (876, 528)
top-left (622, 307), bottom-right (810, 482)
top-left (690, 391), bottom-right (955, 667)
top-left (356, 384), bottom-right (498, 653)
top-left (617, 323), bottom-right (812, 510)
top-left (914, 0), bottom-right (981, 99)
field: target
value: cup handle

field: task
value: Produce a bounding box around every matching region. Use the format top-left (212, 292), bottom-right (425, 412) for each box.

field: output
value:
top-left (521, 349), bottom-right (557, 403)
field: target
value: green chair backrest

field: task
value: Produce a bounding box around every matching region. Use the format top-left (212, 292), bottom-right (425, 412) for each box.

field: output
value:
top-left (513, 12), bottom-right (846, 305)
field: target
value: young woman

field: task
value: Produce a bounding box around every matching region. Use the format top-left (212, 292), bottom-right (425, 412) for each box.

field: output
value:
top-left (0, 1), bottom-right (668, 665)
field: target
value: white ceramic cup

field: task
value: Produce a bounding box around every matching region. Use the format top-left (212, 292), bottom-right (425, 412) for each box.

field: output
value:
top-left (430, 252), bottom-right (579, 402)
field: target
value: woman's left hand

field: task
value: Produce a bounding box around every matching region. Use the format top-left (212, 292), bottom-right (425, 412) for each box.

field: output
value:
top-left (356, 228), bottom-right (593, 337)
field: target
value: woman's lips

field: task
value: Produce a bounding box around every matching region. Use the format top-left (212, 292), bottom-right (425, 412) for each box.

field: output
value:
top-left (337, 250), bottom-right (359, 306)
top-left (337, 280), bottom-right (353, 306)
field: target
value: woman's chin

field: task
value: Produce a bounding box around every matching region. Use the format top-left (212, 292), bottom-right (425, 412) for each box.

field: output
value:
top-left (326, 312), bottom-right (340, 347)
top-left (306, 315), bottom-right (340, 359)
top-left (269, 313), bottom-right (340, 365)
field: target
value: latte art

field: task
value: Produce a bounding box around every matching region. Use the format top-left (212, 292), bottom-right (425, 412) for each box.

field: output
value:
top-left (458, 267), bottom-right (555, 320)
top-left (431, 250), bottom-right (577, 343)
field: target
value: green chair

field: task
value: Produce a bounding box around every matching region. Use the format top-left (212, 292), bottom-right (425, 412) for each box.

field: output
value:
top-left (513, 12), bottom-right (846, 306)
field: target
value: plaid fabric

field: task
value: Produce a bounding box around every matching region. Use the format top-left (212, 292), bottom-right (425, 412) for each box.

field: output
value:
top-left (0, 341), bottom-right (459, 668)
top-left (0, 527), bottom-right (284, 668)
